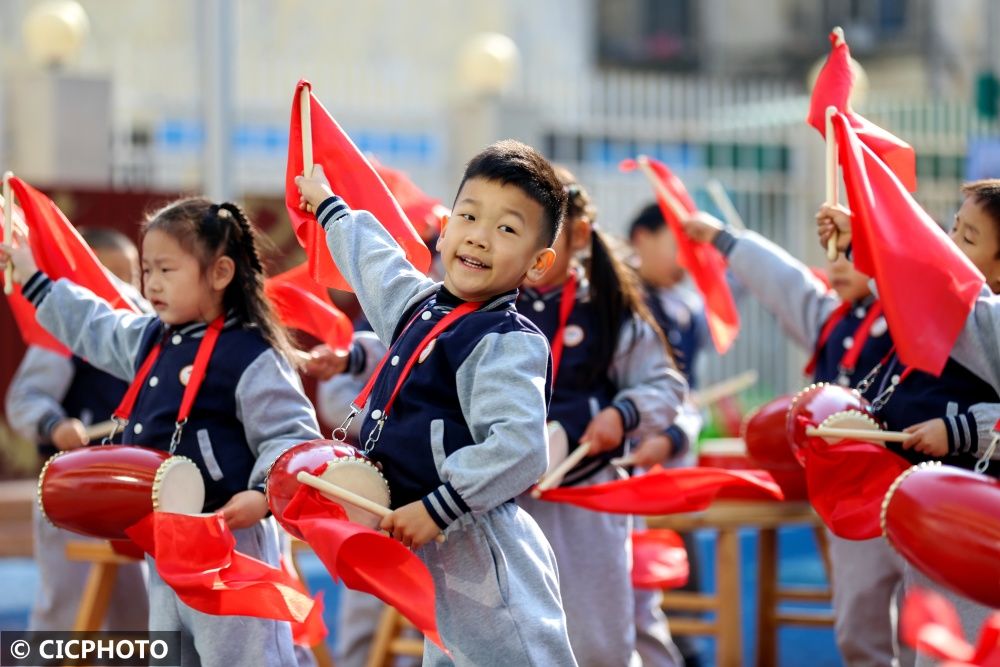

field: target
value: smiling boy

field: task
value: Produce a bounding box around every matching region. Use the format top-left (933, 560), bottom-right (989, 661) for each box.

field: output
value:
top-left (296, 140), bottom-right (578, 666)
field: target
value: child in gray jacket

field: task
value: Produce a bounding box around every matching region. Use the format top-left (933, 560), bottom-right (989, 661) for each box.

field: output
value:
top-left (296, 140), bottom-right (578, 666)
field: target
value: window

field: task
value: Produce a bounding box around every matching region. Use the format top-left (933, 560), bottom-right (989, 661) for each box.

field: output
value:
top-left (597, 0), bottom-right (698, 70)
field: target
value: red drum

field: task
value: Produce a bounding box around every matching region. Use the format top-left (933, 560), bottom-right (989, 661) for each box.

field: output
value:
top-left (38, 445), bottom-right (204, 540)
top-left (786, 383), bottom-right (874, 465)
top-left (742, 395), bottom-right (808, 500)
top-left (266, 439), bottom-right (390, 539)
top-left (697, 438), bottom-right (753, 470)
top-left (882, 463), bottom-right (1000, 608)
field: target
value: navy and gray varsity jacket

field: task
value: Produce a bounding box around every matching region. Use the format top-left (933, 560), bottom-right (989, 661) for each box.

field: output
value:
top-left (316, 195), bottom-right (554, 531)
top-left (23, 272), bottom-right (322, 511)
top-left (519, 275), bottom-right (686, 483)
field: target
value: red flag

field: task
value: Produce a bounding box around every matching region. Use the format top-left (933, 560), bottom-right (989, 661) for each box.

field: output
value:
top-left (620, 157), bottom-right (739, 354)
top-left (631, 529), bottom-right (688, 590)
top-left (807, 30), bottom-right (917, 192)
top-left (269, 262), bottom-right (334, 306)
top-left (126, 512), bottom-right (320, 625)
top-left (801, 438), bottom-right (911, 539)
top-left (280, 485), bottom-right (447, 653)
top-left (832, 112), bottom-right (984, 375)
top-left (537, 466), bottom-right (783, 514)
top-left (901, 588), bottom-right (1000, 666)
top-left (369, 156), bottom-right (448, 238)
top-left (264, 279), bottom-right (353, 354)
top-left (8, 177), bottom-right (139, 313)
top-left (278, 553), bottom-right (329, 648)
top-left (285, 80), bottom-right (431, 290)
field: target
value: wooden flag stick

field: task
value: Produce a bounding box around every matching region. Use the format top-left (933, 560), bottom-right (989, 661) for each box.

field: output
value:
top-left (805, 426), bottom-right (908, 444)
top-left (691, 370), bottom-right (758, 408)
top-left (825, 105), bottom-right (840, 261)
top-left (300, 86), bottom-right (314, 179)
top-left (610, 454), bottom-right (639, 468)
top-left (705, 179), bottom-right (745, 230)
top-left (635, 156), bottom-right (689, 222)
top-left (3, 172), bottom-right (13, 295)
top-left (296, 471), bottom-right (445, 543)
top-left (533, 442), bottom-right (592, 498)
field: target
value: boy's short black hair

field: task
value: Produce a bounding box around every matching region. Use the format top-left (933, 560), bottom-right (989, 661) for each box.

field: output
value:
top-left (78, 227), bottom-right (137, 254)
top-left (456, 139), bottom-right (567, 247)
top-left (628, 202), bottom-right (667, 241)
top-left (962, 180), bottom-right (1000, 258)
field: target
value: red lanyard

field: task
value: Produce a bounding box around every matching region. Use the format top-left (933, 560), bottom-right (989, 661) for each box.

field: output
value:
top-left (549, 274), bottom-right (578, 385)
top-left (352, 301), bottom-right (479, 423)
top-left (804, 302), bottom-right (851, 375)
top-left (839, 301), bottom-right (883, 374)
top-left (109, 316), bottom-right (224, 452)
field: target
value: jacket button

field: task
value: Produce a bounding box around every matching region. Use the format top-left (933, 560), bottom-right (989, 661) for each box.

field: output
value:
top-left (533, 301), bottom-right (545, 312)
top-left (390, 356), bottom-right (400, 366)
top-left (133, 423), bottom-right (143, 435)
top-left (149, 376), bottom-right (159, 387)
top-left (421, 311), bottom-right (432, 320)
top-left (370, 409), bottom-right (383, 420)
top-left (172, 334), bottom-right (183, 345)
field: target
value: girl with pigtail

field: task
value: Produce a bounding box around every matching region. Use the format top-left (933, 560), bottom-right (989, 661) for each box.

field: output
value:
top-left (0, 198), bottom-right (321, 666)
top-left (515, 166), bottom-right (689, 666)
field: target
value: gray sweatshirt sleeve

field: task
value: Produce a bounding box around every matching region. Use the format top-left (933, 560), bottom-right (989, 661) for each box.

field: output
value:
top-left (4, 346), bottom-right (74, 442)
top-left (316, 331), bottom-right (387, 438)
top-left (28, 274), bottom-right (157, 381)
top-left (945, 402), bottom-right (1000, 460)
top-left (317, 197), bottom-right (437, 345)
top-left (422, 330), bottom-right (551, 527)
top-left (236, 349), bottom-right (323, 490)
top-left (945, 285), bottom-right (1000, 391)
top-left (725, 230), bottom-right (841, 350)
top-left (608, 316), bottom-right (688, 439)
top-left (665, 400), bottom-right (704, 459)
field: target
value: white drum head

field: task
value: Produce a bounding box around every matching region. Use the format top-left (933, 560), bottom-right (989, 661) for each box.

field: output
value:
top-left (545, 421), bottom-right (569, 478)
top-left (819, 410), bottom-right (881, 443)
top-left (154, 457), bottom-right (206, 515)
top-left (699, 437), bottom-right (747, 456)
top-left (321, 459), bottom-right (390, 529)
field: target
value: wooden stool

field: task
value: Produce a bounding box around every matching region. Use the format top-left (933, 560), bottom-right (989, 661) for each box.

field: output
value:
top-left (365, 606), bottom-right (423, 667)
top-left (649, 501), bottom-right (833, 667)
top-left (0, 479), bottom-right (36, 557)
top-left (64, 540), bottom-right (139, 631)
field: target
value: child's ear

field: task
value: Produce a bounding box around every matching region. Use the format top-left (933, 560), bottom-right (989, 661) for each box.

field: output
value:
top-left (211, 256), bottom-right (236, 291)
top-left (436, 215), bottom-right (449, 253)
top-left (526, 248), bottom-right (556, 282)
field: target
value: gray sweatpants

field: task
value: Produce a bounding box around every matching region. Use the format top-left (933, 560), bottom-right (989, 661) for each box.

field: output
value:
top-left (416, 501), bottom-right (577, 667)
top-left (518, 467), bottom-right (638, 667)
top-left (30, 501), bottom-right (149, 631)
top-left (905, 564), bottom-right (997, 667)
top-left (829, 533), bottom-right (914, 667)
top-left (147, 517), bottom-right (297, 667)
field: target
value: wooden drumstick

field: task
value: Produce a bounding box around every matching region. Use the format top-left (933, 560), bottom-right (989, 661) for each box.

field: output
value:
top-left (84, 420), bottom-right (118, 441)
top-left (805, 426), bottom-right (907, 444)
top-left (691, 370), bottom-right (758, 408)
top-left (533, 442), bottom-right (592, 498)
top-left (610, 454), bottom-right (639, 468)
top-left (296, 471), bottom-right (446, 543)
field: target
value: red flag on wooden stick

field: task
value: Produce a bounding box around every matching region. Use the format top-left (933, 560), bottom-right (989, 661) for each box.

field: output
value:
top-left (285, 80), bottom-right (431, 290)
top-left (621, 157), bottom-right (739, 353)
top-left (807, 29), bottom-right (917, 192)
top-left (832, 111), bottom-right (983, 375)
